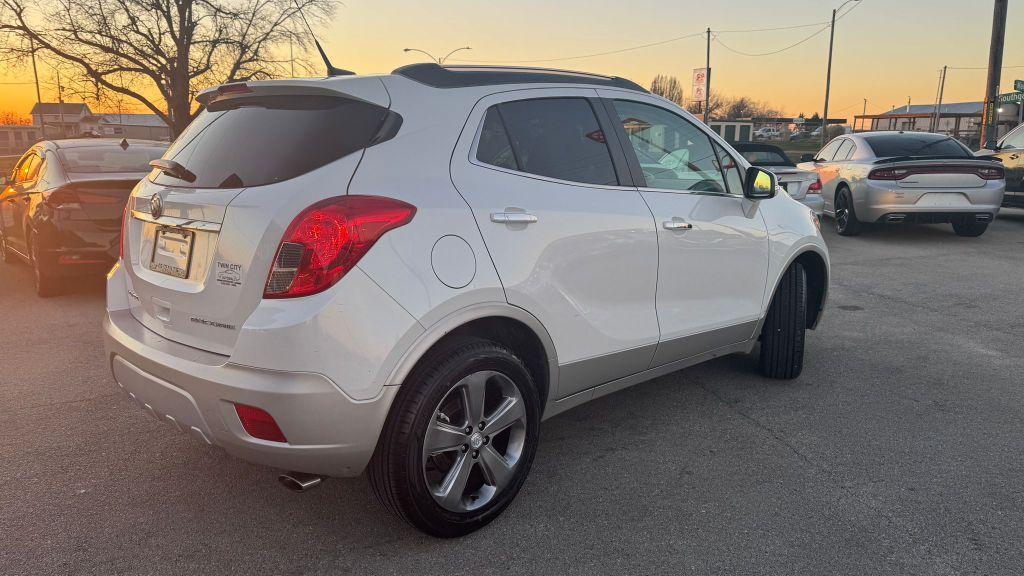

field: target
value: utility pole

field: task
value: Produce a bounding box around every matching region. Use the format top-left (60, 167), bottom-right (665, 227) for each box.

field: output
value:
top-left (981, 0), bottom-right (1008, 149)
top-left (28, 36), bottom-right (45, 140)
top-left (934, 65), bottom-right (948, 133)
top-left (861, 98), bottom-right (867, 131)
top-left (56, 67), bottom-right (65, 138)
top-left (704, 28), bottom-right (711, 124)
top-left (821, 0), bottom-right (861, 146)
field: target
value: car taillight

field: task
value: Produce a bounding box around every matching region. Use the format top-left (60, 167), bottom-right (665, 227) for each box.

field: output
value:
top-left (264, 195), bottom-right (416, 298)
top-left (868, 168), bottom-right (911, 180)
top-left (120, 201), bottom-right (130, 261)
top-left (808, 178), bottom-right (822, 193)
top-left (975, 166), bottom-right (1004, 180)
top-left (234, 404), bottom-right (287, 443)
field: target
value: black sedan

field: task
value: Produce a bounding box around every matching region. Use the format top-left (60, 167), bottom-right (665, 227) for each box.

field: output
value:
top-left (0, 139), bottom-right (166, 296)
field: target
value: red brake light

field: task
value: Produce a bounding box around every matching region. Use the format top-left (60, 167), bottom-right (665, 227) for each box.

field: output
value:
top-left (235, 404), bottom-right (287, 443)
top-left (264, 195), bottom-right (416, 298)
top-left (217, 83), bottom-right (252, 95)
top-left (869, 165), bottom-right (1004, 181)
top-left (808, 178), bottom-right (822, 192)
top-left (868, 168), bottom-right (909, 180)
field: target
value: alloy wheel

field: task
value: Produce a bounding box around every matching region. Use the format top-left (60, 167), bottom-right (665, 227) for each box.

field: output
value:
top-left (422, 370), bottom-right (528, 513)
top-left (835, 195), bottom-right (849, 233)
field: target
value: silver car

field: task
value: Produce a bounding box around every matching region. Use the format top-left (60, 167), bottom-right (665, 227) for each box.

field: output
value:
top-left (734, 142), bottom-right (824, 215)
top-left (797, 131), bottom-right (1005, 236)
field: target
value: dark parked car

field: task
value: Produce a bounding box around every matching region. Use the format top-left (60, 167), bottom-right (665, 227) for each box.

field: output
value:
top-left (0, 139), bottom-right (167, 296)
top-left (977, 123), bottom-right (1024, 208)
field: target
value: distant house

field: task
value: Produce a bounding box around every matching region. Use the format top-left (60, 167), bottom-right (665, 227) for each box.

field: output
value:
top-left (30, 102), bottom-right (92, 138)
top-left (79, 113), bottom-right (170, 141)
top-left (854, 100), bottom-right (1022, 149)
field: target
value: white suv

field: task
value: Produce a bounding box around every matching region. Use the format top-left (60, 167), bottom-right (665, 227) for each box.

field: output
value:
top-left (104, 64), bottom-right (829, 537)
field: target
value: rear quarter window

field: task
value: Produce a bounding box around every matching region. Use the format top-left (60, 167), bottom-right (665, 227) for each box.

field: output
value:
top-left (154, 95), bottom-right (391, 189)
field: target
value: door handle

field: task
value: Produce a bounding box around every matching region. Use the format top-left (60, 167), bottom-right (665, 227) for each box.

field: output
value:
top-left (490, 212), bottom-right (538, 224)
top-left (663, 219), bottom-right (693, 230)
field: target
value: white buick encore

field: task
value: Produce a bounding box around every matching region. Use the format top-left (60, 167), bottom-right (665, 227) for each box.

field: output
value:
top-left (104, 64), bottom-right (830, 537)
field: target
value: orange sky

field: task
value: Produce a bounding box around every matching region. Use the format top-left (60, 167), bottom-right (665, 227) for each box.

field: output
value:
top-left (1, 0), bottom-right (1022, 120)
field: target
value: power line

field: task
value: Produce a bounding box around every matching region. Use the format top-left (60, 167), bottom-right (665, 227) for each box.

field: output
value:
top-left (714, 1), bottom-right (863, 58)
top-left (452, 12), bottom-right (851, 65)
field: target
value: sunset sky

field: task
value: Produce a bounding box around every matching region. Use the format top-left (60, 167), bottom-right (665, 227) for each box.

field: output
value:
top-left (1, 0), bottom-right (1022, 120)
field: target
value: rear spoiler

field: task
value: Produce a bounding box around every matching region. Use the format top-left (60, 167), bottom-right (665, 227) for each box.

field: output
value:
top-left (196, 82), bottom-right (377, 109)
top-left (873, 155), bottom-right (1002, 165)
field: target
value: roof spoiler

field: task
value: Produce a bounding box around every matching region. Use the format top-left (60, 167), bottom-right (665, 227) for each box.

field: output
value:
top-left (195, 82), bottom-right (373, 108)
top-left (872, 155), bottom-right (1002, 164)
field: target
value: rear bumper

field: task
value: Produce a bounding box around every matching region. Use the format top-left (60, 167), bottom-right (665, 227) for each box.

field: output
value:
top-left (798, 194), bottom-right (824, 215)
top-left (856, 181), bottom-right (1004, 222)
top-left (104, 309), bottom-right (398, 477)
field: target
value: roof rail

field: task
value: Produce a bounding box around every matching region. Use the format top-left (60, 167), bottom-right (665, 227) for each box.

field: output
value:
top-left (392, 63), bottom-right (648, 93)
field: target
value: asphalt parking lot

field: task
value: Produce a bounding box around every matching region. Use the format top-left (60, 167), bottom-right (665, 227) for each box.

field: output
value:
top-left (2, 210), bottom-right (1024, 576)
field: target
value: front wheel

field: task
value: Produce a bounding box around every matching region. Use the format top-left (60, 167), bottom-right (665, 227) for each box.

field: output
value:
top-left (951, 219), bottom-right (989, 237)
top-left (369, 338), bottom-right (540, 537)
top-left (759, 263), bottom-right (807, 379)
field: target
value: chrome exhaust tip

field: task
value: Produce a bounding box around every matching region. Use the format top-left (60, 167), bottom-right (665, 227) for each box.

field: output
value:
top-left (975, 214), bottom-right (993, 222)
top-left (278, 471), bottom-right (324, 492)
top-left (887, 214), bottom-right (906, 223)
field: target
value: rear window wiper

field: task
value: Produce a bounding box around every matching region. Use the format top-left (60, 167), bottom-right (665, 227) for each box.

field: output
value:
top-left (150, 159), bottom-right (197, 183)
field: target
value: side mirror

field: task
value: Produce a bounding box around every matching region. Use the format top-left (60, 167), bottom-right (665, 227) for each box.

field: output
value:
top-left (744, 166), bottom-right (777, 200)
top-left (799, 153), bottom-right (816, 163)
top-left (0, 175), bottom-right (8, 188)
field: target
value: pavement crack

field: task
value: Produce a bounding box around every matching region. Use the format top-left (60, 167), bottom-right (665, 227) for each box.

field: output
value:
top-left (697, 381), bottom-right (816, 468)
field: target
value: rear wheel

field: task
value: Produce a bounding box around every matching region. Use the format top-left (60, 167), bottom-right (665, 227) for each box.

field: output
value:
top-left (369, 338), bottom-right (540, 537)
top-left (758, 263), bottom-right (807, 379)
top-left (951, 219), bottom-right (989, 237)
top-left (29, 232), bottom-right (62, 298)
top-left (834, 188), bottom-right (863, 236)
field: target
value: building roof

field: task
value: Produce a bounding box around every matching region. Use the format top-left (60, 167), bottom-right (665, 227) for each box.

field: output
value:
top-left (84, 114), bottom-right (168, 128)
top-left (29, 102), bottom-right (92, 116)
top-left (879, 101), bottom-right (983, 117)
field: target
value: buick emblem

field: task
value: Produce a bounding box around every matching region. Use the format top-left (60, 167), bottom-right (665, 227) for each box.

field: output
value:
top-left (150, 194), bottom-right (163, 219)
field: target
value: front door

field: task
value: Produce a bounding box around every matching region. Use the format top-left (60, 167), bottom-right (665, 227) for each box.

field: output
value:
top-left (450, 89), bottom-right (660, 399)
top-left (994, 126), bottom-right (1024, 207)
top-left (1, 151), bottom-right (41, 255)
top-left (598, 92), bottom-right (770, 367)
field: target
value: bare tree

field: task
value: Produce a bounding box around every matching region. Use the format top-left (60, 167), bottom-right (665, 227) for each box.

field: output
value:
top-left (0, 110), bottom-right (31, 125)
top-left (649, 74), bottom-right (684, 106)
top-left (1, 0), bottom-right (338, 136)
top-left (686, 90), bottom-right (724, 119)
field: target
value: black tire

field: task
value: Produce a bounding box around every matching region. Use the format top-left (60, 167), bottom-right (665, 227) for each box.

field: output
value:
top-left (0, 228), bottom-right (12, 264)
top-left (758, 263), bottom-right (807, 379)
top-left (951, 219), bottom-right (989, 237)
top-left (834, 187), bottom-right (863, 236)
top-left (368, 337), bottom-right (541, 537)
top-left (28, 232), bottom-right (62, 298)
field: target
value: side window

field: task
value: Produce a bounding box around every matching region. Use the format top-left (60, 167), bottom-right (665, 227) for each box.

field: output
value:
top-left (815, 139), bottom-right (844, 162)
top-left (713, 142), bottom-right (744, 196)
top-left (482, 98), bottom-right (618, 186)
top-left (1001, 126), bottom-right (1024, 150)
top-left (611, 99), bottom-right (727, 193)
top-left (15, 153), bottom-right (41, 183)
top-left (475, 107), bottom-right (518, 170)
top-left (834, 139), bottom-right (855, 161)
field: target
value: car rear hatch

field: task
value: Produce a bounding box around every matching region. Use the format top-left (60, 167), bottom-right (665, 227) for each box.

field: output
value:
top-left (770, 168), bottom-right (815, 199)
top-left (121, 79), bottom-right (395, 356)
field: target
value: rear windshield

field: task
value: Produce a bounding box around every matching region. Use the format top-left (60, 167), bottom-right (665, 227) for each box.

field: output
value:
top-left (58, 146), bottom-right (166, 173)
top-left (738, 148), bottom-right (793, 166)
top-left (153, 95), bottom-right (390, 189)
top-left (863, 133), bottom-right (972, 159)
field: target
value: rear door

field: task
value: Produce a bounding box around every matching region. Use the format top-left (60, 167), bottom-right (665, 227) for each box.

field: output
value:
top-left (450, 89), bottom-right (660, 399)
top-left (799, 138), bottom-right (845, 214)
top-left (123, 84), bottom-right (394, 355)
top-left (993, 126), bottom-right (1024, 207)
top-left (598, 91), bottom-right (769, 367)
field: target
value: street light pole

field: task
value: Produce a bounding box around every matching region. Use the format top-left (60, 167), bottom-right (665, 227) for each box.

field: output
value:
top-left (821, 0), bottom-right (860, 147)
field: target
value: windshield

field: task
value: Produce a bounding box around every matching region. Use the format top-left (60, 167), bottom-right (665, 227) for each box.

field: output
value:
top-left (739, 148), bottom-right (794, 166)
top-left (58, 146), bottom-right (166, 173)
top-left (152, 95), bottom-right (390, 189)
top-left (863, 133), bottom-right (972, 158)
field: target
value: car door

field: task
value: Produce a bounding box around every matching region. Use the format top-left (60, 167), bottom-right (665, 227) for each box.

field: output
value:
top-left (450, 89), bottom-right (660, 399)
top-left (597, 91), bottom-right (770, 368)
top-left (992, 125), bottom-right (1024, 207)
top-left (799, 138), bottom-right (845, 214)
top-left (1, 151), bottom-right (42, 255)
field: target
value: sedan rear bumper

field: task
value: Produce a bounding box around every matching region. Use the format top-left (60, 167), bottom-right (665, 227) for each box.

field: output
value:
top-left (856, 181), bottom-right (1004, 222)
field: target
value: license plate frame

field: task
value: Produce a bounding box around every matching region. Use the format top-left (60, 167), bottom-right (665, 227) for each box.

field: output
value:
top-left (149, 226), bottom-right (195, 279)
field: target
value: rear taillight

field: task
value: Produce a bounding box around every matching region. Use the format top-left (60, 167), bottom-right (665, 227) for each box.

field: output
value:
top-left (120, 201), bottom-right (130, 260)
top-left (869, 165), bottom-right (1005, 180)
top-left (264, 195), bottom-right (416, 298)
top-left (234, 404), bottom-right (287, 443)
top-left (808, 178), bottom-right (822, 193)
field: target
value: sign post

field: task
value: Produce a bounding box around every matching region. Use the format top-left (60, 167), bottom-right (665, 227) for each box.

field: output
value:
top-left (692, 68), bottom-right (708, 119)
